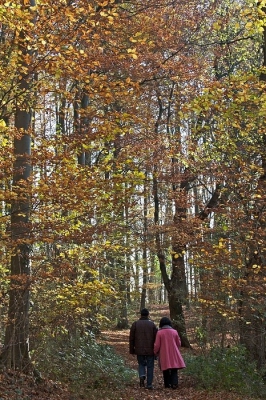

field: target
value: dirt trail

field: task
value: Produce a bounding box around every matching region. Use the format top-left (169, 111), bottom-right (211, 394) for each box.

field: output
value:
top-left (0, 304), bottom-right (257, 400)
top-left (100, 329), bottom-right (248, 400)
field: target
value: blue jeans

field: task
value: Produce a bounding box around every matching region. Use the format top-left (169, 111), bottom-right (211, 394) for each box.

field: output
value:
top-left (137, 355), bottom-right (154, 388)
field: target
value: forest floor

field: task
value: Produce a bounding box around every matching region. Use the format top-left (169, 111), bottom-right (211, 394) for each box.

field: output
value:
top-left (0, 305), bottom-right (260, 400)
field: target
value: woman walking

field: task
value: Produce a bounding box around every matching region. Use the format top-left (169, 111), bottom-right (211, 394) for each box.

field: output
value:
top-left (154, 317), bottom-right (186, 389)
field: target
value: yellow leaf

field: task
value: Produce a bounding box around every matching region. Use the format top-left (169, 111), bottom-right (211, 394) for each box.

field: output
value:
top-left (1, 138), bottom-right (8, 147)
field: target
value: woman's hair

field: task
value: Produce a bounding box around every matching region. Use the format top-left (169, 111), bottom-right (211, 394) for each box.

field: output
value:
top-left (159, 316), bottom-right (172, 328)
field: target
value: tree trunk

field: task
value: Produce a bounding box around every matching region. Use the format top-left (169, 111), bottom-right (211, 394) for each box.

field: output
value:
top-left (140, 180), bottom-right (148, 309)
top-left (238, 2), bottom-right (266, 369)
top-left (0, 0), bottom-right (35, 371)
top-left (2, 100), bottom-right (32, 372)
top-left (74, 86), bottom-right (90, 166)
top-left (157, 251), bottom-right (191, 347)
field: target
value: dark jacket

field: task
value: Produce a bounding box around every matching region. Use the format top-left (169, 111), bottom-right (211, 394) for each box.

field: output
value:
top-left (129, 316), bottom-right (157, 355)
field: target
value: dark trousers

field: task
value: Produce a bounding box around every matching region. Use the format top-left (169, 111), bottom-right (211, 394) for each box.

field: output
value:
top-left (163, 368), bottom-right (178, 388)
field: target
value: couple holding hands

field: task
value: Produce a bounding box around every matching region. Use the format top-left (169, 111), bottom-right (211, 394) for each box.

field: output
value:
top-left (129, 308), bottom-right (186, 390)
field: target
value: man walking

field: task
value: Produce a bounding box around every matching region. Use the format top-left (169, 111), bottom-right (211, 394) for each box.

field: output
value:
top-left (129, 308), bottom-right (157, 390)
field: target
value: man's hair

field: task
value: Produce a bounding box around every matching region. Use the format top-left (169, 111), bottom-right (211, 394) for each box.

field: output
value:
top-left (140, 308), bottom-right (149, 316)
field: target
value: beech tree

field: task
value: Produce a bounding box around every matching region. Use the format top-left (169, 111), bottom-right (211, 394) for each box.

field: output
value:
top-left (0, 0), bottom-right (36, 371)
top-left (0, 0), bottom-right (144, 368)
top-left (0, 0), bottom-right (265, 372)
top-left (237, 0), bottom-right (266, 368)
top-left (183, 0), bottom-right (266, 365)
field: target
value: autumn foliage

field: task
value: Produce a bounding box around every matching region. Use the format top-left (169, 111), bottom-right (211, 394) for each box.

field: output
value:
top-left (0, 0), bottom-right (265, 391)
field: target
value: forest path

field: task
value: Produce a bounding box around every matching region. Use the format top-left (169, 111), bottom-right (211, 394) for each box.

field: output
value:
top-left (100, 315), bottom-right (252, 400)
top-left (0, 305), bottom-right (257, 400)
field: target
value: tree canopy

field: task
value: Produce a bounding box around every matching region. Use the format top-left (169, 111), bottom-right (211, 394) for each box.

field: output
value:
top-left (0, 0), bottom-right (265, 373)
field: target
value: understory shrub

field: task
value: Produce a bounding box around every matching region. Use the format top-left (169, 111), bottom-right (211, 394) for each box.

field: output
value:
top-left (183, 345), bottom-right (266, 398)
top-left (34, 332), bottom-right (136, 395)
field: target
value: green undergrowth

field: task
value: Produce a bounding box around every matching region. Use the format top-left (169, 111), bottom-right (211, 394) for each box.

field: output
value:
top-left (183, 345), bottom-right (266, 399)
top-left (34, 332), bottom-right (136, 398)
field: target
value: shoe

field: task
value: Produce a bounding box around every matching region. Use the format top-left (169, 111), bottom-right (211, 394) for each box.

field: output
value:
top-left (147, 386), bottom-right (154, 390)
top-left (172, 384), bottom-right (178, 389)
top-left (139, 376), bottom-right (145, 387)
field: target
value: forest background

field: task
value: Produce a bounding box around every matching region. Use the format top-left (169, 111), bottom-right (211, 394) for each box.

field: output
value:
top-left (0, 0), bottom-right (266, 398)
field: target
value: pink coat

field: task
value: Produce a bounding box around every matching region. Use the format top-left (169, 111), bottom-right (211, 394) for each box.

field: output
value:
top-left (154, 326), bottom-right (186, 371)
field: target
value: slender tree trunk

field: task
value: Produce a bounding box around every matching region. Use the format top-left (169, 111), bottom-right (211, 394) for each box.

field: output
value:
top-left (140, 178), bottom-right (148, 309)
top-left (74, 85), bottom-right (90, 166)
